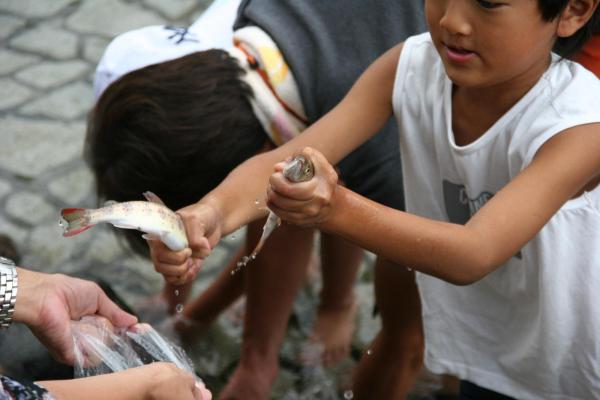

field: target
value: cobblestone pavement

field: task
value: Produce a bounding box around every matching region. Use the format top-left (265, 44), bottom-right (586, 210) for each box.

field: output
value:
top-left (0, 1), bottom-right (396, 398)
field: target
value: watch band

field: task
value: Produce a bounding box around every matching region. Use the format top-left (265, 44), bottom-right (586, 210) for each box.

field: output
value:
top-left (0, 256), bottom-right (18, 329)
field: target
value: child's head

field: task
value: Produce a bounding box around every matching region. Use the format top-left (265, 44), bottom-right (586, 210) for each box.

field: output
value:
top-left (86, 50), bottom-right (268, 256)
top-left (425, 0), bottom-right (599, 87)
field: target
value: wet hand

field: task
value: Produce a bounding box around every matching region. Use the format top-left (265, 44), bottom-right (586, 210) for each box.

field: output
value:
top-left (267, 147), bottom-right (338, 227)
top-left (149, 203), bottom-right (222, 285)
top-left (150, 244), bottom-right (200, 286)
top-left (14, 269), bottom-right (138, 365)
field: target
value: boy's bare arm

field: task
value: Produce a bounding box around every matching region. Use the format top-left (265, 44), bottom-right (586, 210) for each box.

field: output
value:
top-left (150, 44), bottom-right (404, 277)
top-left (198, 44), bottom-right (404, 236)
top-left (323, 123), bottom-right (600, 284)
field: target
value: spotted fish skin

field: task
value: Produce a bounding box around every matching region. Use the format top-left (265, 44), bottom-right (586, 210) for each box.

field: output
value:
top-left (60, 192), bottom-right (188, 251)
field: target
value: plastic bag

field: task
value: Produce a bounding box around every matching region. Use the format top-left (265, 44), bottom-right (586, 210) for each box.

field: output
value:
top-left (72, 316), bottom-right (204, 386)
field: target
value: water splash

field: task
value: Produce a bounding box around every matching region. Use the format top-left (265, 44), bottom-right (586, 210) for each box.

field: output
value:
top-left (231, 254), bottom-right (257, 275)
top-left (344, 390), bottom-right (354, 399)
top-left (237, 156), bottom-right (314, 266)
top-left (174, 289), bottom-right (182, 313)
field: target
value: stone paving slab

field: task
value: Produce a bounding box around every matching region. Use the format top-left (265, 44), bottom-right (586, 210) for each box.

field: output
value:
top-left (0, 0), bottom-right (75, 19)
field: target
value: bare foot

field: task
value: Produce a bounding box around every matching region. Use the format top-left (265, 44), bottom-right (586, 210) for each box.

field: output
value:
top-left (300, 299), bottom-right (358, 367)
top-left (219, 363), bottom-right (277, 400)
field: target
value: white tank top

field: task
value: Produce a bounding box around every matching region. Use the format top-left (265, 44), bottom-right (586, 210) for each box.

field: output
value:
top-left (393, 33), bottom-right (600, 399)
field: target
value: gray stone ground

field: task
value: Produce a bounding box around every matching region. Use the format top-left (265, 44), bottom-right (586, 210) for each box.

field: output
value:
top-left (0, 1), bottom-right (443, 398)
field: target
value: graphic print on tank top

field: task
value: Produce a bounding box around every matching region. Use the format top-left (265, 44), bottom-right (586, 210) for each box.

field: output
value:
top-left (443, 180), bottom-right (521, 259)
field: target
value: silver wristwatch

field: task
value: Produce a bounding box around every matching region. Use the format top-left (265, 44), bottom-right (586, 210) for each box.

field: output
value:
top-left (0, 256), bottom-right (18, 329)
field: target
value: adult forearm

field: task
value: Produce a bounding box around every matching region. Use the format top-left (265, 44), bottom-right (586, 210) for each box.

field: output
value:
top-left (325, 187), bottom-right (498, 285)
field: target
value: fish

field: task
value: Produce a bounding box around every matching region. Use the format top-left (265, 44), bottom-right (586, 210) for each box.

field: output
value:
top-left (59, 191), bottom-right (188, 251)
top-left (239, 155), bottom-right (314, 266)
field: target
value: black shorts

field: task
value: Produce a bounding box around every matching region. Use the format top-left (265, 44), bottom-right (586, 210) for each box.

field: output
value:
top-left (460, 380), bottom-right (516, 400)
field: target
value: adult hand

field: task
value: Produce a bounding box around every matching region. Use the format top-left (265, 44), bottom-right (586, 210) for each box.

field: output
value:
top-left (13, 268), bottom-right (138, 365)
top-left (149, 202), bottom-right (222, 286)
top-left (267, 147), bottom-right (339, 227)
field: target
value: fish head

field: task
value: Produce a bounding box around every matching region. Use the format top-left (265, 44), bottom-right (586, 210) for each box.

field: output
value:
top-left (283, 155), bottom-right (314, 182)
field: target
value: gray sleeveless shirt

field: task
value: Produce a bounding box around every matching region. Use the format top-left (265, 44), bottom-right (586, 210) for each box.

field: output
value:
top-left (235, 0), bottom-right (426, 209)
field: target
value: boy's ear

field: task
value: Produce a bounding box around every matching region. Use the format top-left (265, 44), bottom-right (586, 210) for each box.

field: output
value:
top-left (557, 0), bottom-right (599, 38)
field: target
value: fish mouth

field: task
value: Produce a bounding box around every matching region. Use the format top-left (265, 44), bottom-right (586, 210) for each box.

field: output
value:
top-left (283, 156), bottom-right (314, 182)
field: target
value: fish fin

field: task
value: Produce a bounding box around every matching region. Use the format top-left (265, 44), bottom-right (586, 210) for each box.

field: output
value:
top-left (143, 191), bottom-right (166, 206)
top-left (142, 233), bottom-right (160, 241)
top-left (103, 200), bottom-right (118, 207)
top-left (60, 208), bottom-right (94, 237)
top-left (111, 222), bottom-right (138, 230)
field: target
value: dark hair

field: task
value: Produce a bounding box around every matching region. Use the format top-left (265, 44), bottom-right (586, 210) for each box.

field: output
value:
top-left (86, 49), bottom-right (268, 256)
top-left (539, 0), bottom-right (600, 56)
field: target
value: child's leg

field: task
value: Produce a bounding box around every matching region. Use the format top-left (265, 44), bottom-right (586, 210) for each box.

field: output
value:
top-left (303, 232), bottom-right (362, 366)
top-left (181, 245), bottom-right (246, 326)
top-left (351, 258), bottom-right (424, 399)
top-left (219, 220), bottom-right (315, 400)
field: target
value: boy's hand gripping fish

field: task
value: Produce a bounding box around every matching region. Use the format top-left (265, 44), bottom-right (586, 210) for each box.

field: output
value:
top-left (59, 191), bottom-right (188, 251)
top-left (240, 155), bottom-right (314, 266)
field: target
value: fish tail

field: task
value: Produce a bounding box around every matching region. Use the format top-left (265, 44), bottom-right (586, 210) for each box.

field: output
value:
top-left (60, 208), bottom-right (94, 237)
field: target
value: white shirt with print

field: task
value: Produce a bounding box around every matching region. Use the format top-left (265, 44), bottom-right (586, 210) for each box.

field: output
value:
top-left (393, 32), bottom-right (600, 399)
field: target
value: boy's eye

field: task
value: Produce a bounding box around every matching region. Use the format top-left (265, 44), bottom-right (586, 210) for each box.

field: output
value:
top-left (476, 0), bottom-right (502, 9)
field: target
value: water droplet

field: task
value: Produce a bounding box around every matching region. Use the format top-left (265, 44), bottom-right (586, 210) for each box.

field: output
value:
top-left (230, 270), bottom-right (236, 276)
top-left (250, 254), bottom-right (256, 260)
top-left (366, 349), bottom-right (373, 355)
top-left (407, 267), bottom-right (413, 272)
top-left (254, 199), bottom-right (260, 206)
top-left (175, 303), bottom-right (184, 313)
top-left (174, 289), bottom-right (179, 296)
top-left (343, 390), bottom-right (354, 399)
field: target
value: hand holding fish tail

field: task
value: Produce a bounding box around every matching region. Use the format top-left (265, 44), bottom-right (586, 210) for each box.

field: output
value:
top-left (267, 147), bottom-right (339, 228)
top-left (150, 202), bottom-right (222, 285)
